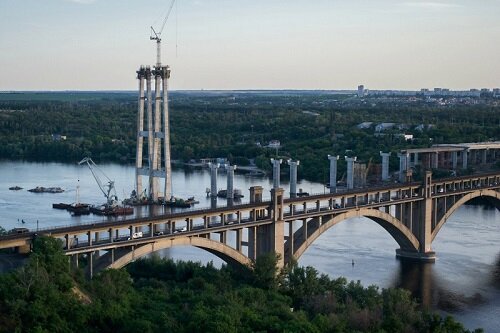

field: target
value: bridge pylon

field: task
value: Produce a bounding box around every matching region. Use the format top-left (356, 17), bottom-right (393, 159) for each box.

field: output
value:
top-left (396, 170), bottom-right (436, 262)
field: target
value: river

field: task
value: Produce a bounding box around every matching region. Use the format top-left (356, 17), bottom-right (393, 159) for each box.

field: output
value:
top-left (0, 161), bottom-right (498, 331)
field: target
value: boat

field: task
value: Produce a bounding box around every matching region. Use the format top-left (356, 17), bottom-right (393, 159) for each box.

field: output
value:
top-left (8, 186), bottom-right (23, 191)
top-left (52, 203), bottom-right (71, 210)
top-left (68, 203), bottom-right (91, 216)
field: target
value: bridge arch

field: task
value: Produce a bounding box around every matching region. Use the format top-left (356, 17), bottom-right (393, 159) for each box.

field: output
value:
top-left (293, 208), bottom-right (420, 260)
top-left (108, 236), bottom-right (251, 270)
top-left (432, 189), bottom-right (500, 242)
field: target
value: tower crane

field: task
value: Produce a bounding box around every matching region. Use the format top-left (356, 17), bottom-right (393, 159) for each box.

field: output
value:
top-left (79, 157), bottom-right (118, 206)
top-left (150, 0), bottom-right (176, 67)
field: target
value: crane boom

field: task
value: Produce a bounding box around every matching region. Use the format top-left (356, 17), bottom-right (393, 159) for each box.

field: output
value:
top-left (150, 0), bottom-right (176, 67)
top-left (79, 157), bottom-right (117, 206)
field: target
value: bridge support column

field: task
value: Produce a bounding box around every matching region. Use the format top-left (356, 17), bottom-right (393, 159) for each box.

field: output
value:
top-left (328, 155), bottom-right (339, 193)
top-left (270, 188), bottom-right (285, 268)
top-left (452, 151), bottom-right (458, 169)
top-left (209, 163), bottom-right (219, 197)
top-left (72, 254), bottom-right (79, 269)
top-left (236, 229), bottom-right (242, 253)
top-left (380, 152), bottom-right (391, 181)
top-left (270, 159), bottom-right (282, 189)
top-left (345, 157), bottom-right (356, 190)
top-left (398, 153), bottom-right (409, 183)
top-left (248, 226), bottom-right (257, 260)
top-left (288, 159), bottom-right (299, 198)
top-left (462, 149), bottom-right (468, 169)
top-left (396, 171), bottom-right (436, 262)
top-left (88, 252), bottom-right (94, 279)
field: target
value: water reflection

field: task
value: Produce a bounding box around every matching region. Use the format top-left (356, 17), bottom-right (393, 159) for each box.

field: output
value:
top-left (392, 253), bottom-right (499, 314)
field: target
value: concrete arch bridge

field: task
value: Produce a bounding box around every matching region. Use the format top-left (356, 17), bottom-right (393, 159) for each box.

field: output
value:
top-left (0, 172), bottom-right (498, 277)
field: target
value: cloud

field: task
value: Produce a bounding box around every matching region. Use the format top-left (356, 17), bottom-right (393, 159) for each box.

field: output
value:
top-left (400, 2), bottom-right (463, 9)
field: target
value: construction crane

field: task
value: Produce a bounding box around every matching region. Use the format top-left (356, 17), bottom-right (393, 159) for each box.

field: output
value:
top-left (79, 157), bottom-right (118, 206)
top-left (150, 0), bottom-right (176, 67)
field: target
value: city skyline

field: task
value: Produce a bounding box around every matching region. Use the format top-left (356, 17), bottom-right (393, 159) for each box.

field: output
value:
top-left (0, 0), bottom-right (499, 91)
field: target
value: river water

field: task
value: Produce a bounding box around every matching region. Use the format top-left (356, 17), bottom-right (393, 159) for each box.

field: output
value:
top-left (0, 161), bottom-right (498, 331)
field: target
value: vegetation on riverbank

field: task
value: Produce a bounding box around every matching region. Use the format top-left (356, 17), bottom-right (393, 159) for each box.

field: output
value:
top-left (0, 91), bottom-right (498, 183)
top-left (0, 236), bottom-right (483, 332)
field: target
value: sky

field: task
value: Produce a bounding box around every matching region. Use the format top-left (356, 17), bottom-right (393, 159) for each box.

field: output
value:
top-left (0, 0), bottom-right (499, 91)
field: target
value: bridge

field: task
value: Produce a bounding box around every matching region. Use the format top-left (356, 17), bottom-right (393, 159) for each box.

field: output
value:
top-left (1, 171), bottom-right (499, 277)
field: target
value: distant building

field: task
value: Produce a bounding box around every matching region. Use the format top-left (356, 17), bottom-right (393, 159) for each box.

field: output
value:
top-left (268, 140), bottom-right (281, 148)
top-left (396, 134), bottom-right (414, 141)
top-left (357, 85), bottom-right (365, 97)
top-left (356, 122), bottom-right (373, 129)
top-left (415, 124), bottom-right (435, 131)
top-left (51, 134), bottom-right (66, 141)
top-left (375, 123), bottom-right (396, 132)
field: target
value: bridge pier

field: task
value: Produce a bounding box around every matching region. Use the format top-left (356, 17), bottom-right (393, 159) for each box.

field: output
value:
top-left (397, 171), bottom-right (436, 262)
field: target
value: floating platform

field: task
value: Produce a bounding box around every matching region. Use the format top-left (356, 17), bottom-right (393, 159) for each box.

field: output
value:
top-left (90, 205), bottom-right (134, 216)
top-left (164, 197), bottom-right (199, 208)
top-left (29, 186), bottom-right (64, 193)
top-left (8, 186), bottom-right (23, 191)
top-left (217, 189), bottom-right (244, 199)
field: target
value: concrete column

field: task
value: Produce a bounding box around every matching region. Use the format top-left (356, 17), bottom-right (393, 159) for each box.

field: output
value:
top-left (452, 151), bottom-right (458, 169)
top-left (151, 70), bottom-right (162, 199)
top-left (162, 66), bottom-right (172, 200)
top-left (145, 67), bottom-right (155, 201)
top-left (271, 188), bottom-right (285, 268)
top-left (380, 152), bottom-right (391, 181)
top-left (345, 156), bottom-right (357, 190)
top-left (398, 153), bottom-right (409, 183)
top-left (135, 66), bottom-right (146, 197)
top-left (462, 149), bottom-right (468, 169)
top-left (328, 155), bottom-right (339, 193)
top-left (288, 160), bottom-right (299, 198)
top-left (482, 149), bottom-right (488, 164)
top-left (209, 163), bottom-right (219, 197)
top-left (431, 152), bottom-right (438, 169)
top-left (88, 253), bottom-right (93, 279)
top-left (249, 186), bottom-right (263, 203)
top-left (413, 152), bottom-right (419, 167)
top-left (226, 164), bottom-right (236, 199)
top-left (270, 158), bottom-right (282, 189)
top-left (236, 229), bottom-right (242, 252)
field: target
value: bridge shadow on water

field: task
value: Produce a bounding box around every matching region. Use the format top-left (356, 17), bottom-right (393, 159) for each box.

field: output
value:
top-left (391, 252), bottom-right (500, 313)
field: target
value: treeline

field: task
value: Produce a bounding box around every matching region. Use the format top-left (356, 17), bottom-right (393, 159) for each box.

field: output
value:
top-left (0, 92), bottom-right (499, 182)
top-left (0, 236), bottom-right (483, 332)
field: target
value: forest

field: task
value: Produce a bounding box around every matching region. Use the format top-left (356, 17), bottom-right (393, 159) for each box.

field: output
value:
top-left (0, 236), bottom-right (483, 333)
top-left (0, 91), bottom-right (499, 183)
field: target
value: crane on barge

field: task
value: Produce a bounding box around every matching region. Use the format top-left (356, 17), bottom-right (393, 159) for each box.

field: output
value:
top-left (79, 157), bottom-right (118, 207)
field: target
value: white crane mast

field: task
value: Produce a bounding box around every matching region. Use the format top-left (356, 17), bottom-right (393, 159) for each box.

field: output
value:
top-left (150, 0), bottom-right (176, 67)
